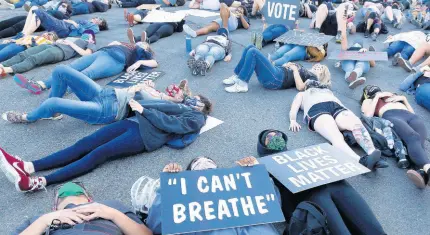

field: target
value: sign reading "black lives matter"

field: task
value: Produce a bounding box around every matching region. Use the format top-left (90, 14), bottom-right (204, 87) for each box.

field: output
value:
top-left (107, 70), bottom-right (165, 88)
top-left (259, 143), bottom-right (370, 193)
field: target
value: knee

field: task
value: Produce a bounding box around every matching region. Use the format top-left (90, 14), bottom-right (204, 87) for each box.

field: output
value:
top-left (52, 64), bottom-right (71, 80)
top-left (42, 97), bottom-right (61, 109)
top-left (220, 3), bottom-right (228, 11)
top-left (405, 131), bottom-right (421, 143)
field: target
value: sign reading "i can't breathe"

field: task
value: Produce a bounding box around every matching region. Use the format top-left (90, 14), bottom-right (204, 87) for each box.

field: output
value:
top-left (261, 0), bottom-right (300, 29)
top-left (260, 143), bottom-right (370, 193)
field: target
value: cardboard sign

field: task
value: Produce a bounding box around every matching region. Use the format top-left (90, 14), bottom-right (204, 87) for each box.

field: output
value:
top-left (176, 9), bottom-right (220, 18)
top-left (200, 116), bottom-right (223, 134)
top-left (107, 71), bottom-right (164, 88)
top-left (261, 0), bottom-right (300, 29)
top-left (328, 50), bottom-right (388, 61)
top-left (160, 165), bottom-right (285, 235)
top-left (274, 31), bottom-right (334, 47)
top-left (259, 143), bottom-right (370, 193)
top-left (143, 10), bottom-right (186, 23)
top-left (136, 4), bottom-right (161, 10)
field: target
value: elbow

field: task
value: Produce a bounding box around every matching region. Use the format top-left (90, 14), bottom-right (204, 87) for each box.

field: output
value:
top-left (363, 111), bottom-right (373, 118)
top-left (298, 84), bottom-right (305, 91)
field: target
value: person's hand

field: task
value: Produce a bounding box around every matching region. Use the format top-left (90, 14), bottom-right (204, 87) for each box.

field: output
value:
top-left (386, 95), bottom-right (406, 103)
top-left (224, 54), bottom-right (232, 62)
top-left (41, 209), bottom-right (86, 226)
top-left (289, 120), bottom-right (302, 132)
top-left (189, 50), bottom-right (195, 56)
top-left (376, 91), bottom-right (393, 99)
top-left (127, 61), bottom-right (142, 73)
top-left (129, 99), bottom-right (144, 113)
top-left (57, 39), bottom-right (72, 46)
top-left (73, 203), bottom-right (118, 221)
top-left (163, 163), bottom-right (183, 172)
top-left (358, 48), bottom-right (368, 53)
top-left (236, 156), bottom-right (259, 167)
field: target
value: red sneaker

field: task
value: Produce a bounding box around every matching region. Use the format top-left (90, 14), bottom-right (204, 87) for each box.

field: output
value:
top-left (0, 148), bottom-right (29, 185)
top-left (127, 13), bottom-right (135, 27)
top-left (18, 176), bottom-right (45, 192)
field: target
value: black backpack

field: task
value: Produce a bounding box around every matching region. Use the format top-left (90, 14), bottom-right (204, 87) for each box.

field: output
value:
top-left (286, 201), bottom-right (330, 235)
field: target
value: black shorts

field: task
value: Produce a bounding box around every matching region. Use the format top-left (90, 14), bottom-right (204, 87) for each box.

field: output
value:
top-left (306, 101), bottom-right (347, 131)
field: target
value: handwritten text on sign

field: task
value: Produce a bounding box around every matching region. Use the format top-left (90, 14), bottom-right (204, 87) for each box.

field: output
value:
top-left (259, 143), bottom-right (370, 193)
top-left (160, 165), bottom-right (284, 234)
top-left (328, 50), bottom-right (388, 61)
top-left (107, 71), bottom-right (165, 88)
top-left (261, 0), bottom-right (300, 28)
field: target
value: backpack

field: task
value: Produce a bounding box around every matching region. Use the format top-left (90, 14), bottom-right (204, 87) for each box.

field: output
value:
top-left (166, 133), bottom-right (199, 149)
top-left (287, 201), bottom-right (330, 235)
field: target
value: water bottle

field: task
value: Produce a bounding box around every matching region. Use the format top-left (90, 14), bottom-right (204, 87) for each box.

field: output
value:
top-left (185, 36), bottom-right (192, 55)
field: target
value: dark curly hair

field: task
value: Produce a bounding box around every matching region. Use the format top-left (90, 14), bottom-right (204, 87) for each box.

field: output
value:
top-left (197, 94), bottom-right (212, 116)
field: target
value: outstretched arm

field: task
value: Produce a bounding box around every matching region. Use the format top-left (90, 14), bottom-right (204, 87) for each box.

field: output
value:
top-left (289, 92), bottom-right (304, 132)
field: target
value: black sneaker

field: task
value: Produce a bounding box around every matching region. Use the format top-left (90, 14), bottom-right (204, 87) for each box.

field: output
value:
top-left (406, 169), bottom-right (428, 189)
top-left (392, 52), bottom-right (401, 66)
top-left (374, 159), bottom-right (389, 168)
top-left (359, 150), bottom-right (381, 170)
top-left (397, 155), bottom-right (410, 169)
top-left (364, 30), bottom-right (370, 38)
top-left (397, 57), bottom-right (413, 72)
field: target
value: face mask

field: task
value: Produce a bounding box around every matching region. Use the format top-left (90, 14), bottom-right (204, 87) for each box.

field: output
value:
top-left (184, 97), bottom-right (199, 107)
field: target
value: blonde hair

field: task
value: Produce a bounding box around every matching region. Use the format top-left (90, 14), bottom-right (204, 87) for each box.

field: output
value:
top-left (312, 64), bottom-right (331, 87)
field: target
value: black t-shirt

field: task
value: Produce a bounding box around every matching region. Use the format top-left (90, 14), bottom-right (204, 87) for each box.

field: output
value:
top-left (415, 75), bottom-right (430, 87)
top-left (101, 43), bottom-right (153, 68)
top-left (282, 64), bottom-right (318, 89)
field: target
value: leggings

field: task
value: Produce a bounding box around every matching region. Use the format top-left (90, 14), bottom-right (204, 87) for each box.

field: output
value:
top-left (136, 23), bottom-right (175, 44)
top-left (382, 109), bottom-right (430, 167)
top-left (32, 120), bottom-right (145, 185)
top-left (0, 16), bottom-right (26, 39)
top-left (274, 178), bottom-right (385, 235)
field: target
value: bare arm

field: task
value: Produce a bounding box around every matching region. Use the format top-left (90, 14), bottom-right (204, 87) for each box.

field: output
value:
top-left (139, 59), bottom-right (158, 68)
top-left (239, 15), bottom-right (250, 29)
top-left (289, 92), bottom-right (304, 121)
top-left (292, 67), bottom-right (305, 91)
top-left (361, 99), bottom-right (377, 117)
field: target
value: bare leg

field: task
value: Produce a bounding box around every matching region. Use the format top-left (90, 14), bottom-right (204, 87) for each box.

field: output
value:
top-left (314, 114), bottom-right (361, 160)
top-left (384, 6), bottom-right (394, 22)
top-left (252, 0), bottom-right (265, 15)
top-left (335, 110), bottom-right (376, 155)
top-left (196, 22), bottom-right (220, 36)
top-left (366, 18), bottom-right (374, 30)
top-left (409, 44), bottom-right (430, 65)
top-left (305, 4), bottom-right (313, 19)
top-left (336, 3), bottom-right (348, 33)
top-left (219, 3), bottom-right (230, 29)
top-left (22, 7), bottom-right (41, 35)
top-left (314, 4), bottom-right (328, 29)
top-left (133, 14), bottom-right (142, 23)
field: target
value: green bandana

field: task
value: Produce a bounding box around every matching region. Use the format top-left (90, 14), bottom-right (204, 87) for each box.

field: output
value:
top-left (267, 136), bottom-right (286, 151)
top-left (58, 182), bottom-right (86, 198)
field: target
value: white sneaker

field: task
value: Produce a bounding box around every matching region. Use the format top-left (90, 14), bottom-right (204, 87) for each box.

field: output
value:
top-left (349, 77), bottom-right (366, 89)
top-left (183, 25), bottom-right (197, 38)
top-left (225, 83), bottom-right (248, 93)
top-left (223, 75), bottom-right (238, 85)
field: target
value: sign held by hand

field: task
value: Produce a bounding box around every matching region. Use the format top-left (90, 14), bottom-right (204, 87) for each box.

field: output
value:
top-left (261, 0), bottom-right (300, 29)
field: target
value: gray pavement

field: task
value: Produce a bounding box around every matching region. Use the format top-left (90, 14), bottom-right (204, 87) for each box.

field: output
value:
top-left (0, 4), bottom-right (429, 234)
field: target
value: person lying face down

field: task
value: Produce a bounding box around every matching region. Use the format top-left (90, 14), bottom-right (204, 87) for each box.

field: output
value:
top-left (12, 182), bottom-right (152, 235)
top-left (0, 96), bottom-right (212, 192)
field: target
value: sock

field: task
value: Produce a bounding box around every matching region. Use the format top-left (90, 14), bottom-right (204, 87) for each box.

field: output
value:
top-left (24, 162), bottom-right (35, 174)
top-left (423, 164), bottom-right (430, 174)
top-left (352, 124), bottom-right (376, 155)
top-left (37, 81), bottom-right (47, 89)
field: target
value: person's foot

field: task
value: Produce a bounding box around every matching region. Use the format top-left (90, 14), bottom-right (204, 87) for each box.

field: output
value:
top-left (183, 24), bottom-right (197, 38)
top-left (127, 13), bottom-right (135, 27)
top-left (127, 28), bottom-right (135, 44)
top-left (187, 57), bottom-right (199, 76)
top-left (369, 45), bottom-right (375, 51)
top-left (310, 12), bottom-right (317, 28)
top-left (255, 33), bottom-right (263, 50)
top-left (346, 71), bottom-right (357, 83)
top-left (225, 82), bottom-right (249, 93)
top-left (371, 32), bottom-right (378, 41)
top-left (349, 77), bottom-right (366, 89)
top-left (335, 31), bottom-right (342, 43)
top-left (17, 175), bottom-right (45, 192)
top-left (374, 159), bottom-right (389, 168)
top-left (406, 169), bottom-right (428, 189)
top-left (0, 148), bottom-right (30, 187)
top-left (13, 74), bottom-right (45, 95)
top-left (2, 111), bottom-right (30, 123)
top-left (392, 52), bottom-right (401, 66)
top-left (364, 30), bottom-right (370, 38)
top-left (141, 31), bottom-right (147, 43)
top-left (223, 75), bottom-right (238, 85)
top-left (250, 31), bottom-right (256, 46)
top-left (397, 57), bottom-right (413, 72)
top-left (397, 154), bottom-right (410, 169)
top-left (359, 150), bottom-right (381, 170)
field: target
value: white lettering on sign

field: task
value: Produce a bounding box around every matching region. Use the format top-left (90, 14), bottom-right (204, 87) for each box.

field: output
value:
top-left (267, 2), bottom-right (297, 20)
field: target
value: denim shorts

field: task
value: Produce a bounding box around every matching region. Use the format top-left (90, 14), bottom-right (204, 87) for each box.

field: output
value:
top-left (34, 9), bottom-right (71, 38)
top-left (213, 15), bottom-right (238, 31)
top-left (306, 101), bottom-right (347, 131)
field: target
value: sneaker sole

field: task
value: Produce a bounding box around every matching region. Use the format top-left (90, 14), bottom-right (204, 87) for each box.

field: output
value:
top-left (255, 34), bottom-right (263, 50)
top-left (397, 58), bottom-right (412, 72)
top-left (406, 170), bottom-right (426, 189)
top-left (250, 32), bottom-right (256, 46)
top-left (397, 159), bottom-right (410, 169)
top-left (349, 77), bottom-right (366, 89)
top-left (13, 75), bottom-right (42, 95)
top-left (0, 151), bottom-right (21, 191)
top-left (346, 71), bottom-right (357, 83)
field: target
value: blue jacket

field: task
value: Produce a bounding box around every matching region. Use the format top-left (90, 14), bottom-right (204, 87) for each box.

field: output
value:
top-left (135, 100), bottom-right (207, 152)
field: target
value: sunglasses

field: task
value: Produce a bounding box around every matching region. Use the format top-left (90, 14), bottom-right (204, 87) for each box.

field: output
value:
top-left (52, 181), bottom-right (91, 211)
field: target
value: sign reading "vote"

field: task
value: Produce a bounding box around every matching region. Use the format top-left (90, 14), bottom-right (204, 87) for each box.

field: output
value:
top-left (260, 143), bottom-right (370, 193)
top-left (261, 0), bottom-right (300, 29)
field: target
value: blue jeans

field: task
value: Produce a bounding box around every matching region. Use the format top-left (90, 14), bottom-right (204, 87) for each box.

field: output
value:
top-left (415, 83), bottom-right (430, 111)
top-left (270, 44), bottom-right (306, 66)
top-left (341, 60), bottom-right (370, 80)
top-left (234, 45), bottom-right (285, 89)
top-left (14, 0), bottom-right (47, 8)
top-left (399, 70), bottom-right (423, 92)
top-left (44, 51), bottom-right (126, 89)
top-left (0, 43), bottom-right (25, 62)
top-left (386, 41), bottom-right (415, 59)
top-left (194, 42), bottom-right (225, 68)
top-left (34, 9), bottom-right (72, 38)
top-left (262, 24), bottom-right (288, 44)
top-left (71, 2), bottom-right (90, 15)
top-left (27, 65), bottom-right (119, 124)
top-left (32, 120), bottom-right (145, 185)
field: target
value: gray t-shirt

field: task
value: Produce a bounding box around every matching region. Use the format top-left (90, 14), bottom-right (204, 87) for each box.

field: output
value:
top-left (13, 200), bottom-right (142, 235)
top-left (55, 38), bottom-right (97, 60)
